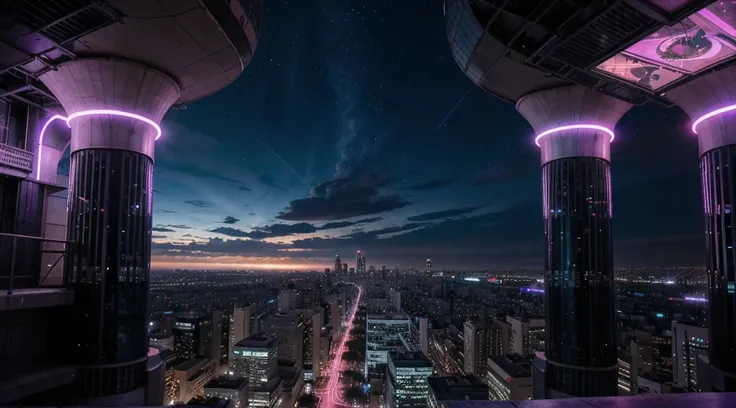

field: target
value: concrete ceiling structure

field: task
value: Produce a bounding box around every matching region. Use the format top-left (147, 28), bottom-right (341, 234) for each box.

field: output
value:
top-left (0, 0), bottom-right (261, 110)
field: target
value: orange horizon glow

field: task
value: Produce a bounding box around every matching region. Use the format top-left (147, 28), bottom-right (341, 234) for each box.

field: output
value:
top-left (151, 255), bottom-right (326, 270)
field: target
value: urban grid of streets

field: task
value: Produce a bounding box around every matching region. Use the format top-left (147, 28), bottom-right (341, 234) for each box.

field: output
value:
top-left (318, 285), bottom-right (364, 408)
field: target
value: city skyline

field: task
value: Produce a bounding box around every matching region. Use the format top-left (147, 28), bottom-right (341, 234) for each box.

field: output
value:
top-left (148, 0), bottom-right (703, 270)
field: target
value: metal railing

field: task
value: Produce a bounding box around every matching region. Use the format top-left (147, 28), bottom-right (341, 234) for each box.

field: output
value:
top-left (0, 143), bottom-right (34, 173)
top-left (0, 232), bottom-right (70, 295)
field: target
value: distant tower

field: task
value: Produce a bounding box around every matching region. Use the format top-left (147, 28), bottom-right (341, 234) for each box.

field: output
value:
top-left (343, 263), bottom-right (348, 275)
top-left (426, 259), bottom-right (432, 275)
top-left (356, 250), bottom-right (367, 276)
top-left (334, 255), bottom-right (341, 276)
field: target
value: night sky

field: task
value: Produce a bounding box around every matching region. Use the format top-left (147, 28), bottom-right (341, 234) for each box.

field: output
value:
top-left (149, 0), bottom-right (704, 270)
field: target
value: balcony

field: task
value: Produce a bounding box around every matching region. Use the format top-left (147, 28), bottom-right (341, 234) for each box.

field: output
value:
top-left (0, 232), bottom-right (72, 311)
top-left (0, 143), bottom-right (33, 177)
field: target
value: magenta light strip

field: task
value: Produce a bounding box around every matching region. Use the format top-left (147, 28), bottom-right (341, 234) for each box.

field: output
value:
top-left (692, 104), bottom-right (736, 134)
top-left (534, 124), bottom-right (615, 147)
top-left (36, 109), bottom-right (161, 181)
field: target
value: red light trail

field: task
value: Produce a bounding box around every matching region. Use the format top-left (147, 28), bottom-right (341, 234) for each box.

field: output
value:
top-left (319, 285), bottom-right (363, 408)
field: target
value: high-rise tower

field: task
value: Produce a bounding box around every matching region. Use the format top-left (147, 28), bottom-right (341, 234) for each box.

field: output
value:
top-left (356, 250), bottom-right (367, 276)
top-left (334, 255), bottom-right (342, 275)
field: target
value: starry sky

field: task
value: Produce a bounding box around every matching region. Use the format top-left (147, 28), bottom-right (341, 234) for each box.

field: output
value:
top-left (148, 0), bottom-right (704, 271)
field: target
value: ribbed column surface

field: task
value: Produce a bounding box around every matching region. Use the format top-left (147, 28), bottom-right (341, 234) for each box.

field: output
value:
top-left (516, 85), bottom-right (631, 398)
top-left (38, 58), bottom-right (178, 398)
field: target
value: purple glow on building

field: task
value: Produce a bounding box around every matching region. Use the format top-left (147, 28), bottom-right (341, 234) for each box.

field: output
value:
top-left (35, 114), bottom-right (66, 181)
top-left (36, 109), bottom-right (162, 181)
top-left (684, 296), bottom-right (708, 303)
top-left (692, 104), bottom-right (736, 134)
top-left (534, 124), bottom-right (615, 147)
top-left (65, 109), bottom-right (162, 140)
top-left (522, 287), bottom-right (545, 294)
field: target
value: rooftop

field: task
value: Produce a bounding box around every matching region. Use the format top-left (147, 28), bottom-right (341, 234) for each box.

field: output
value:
top-left (441, 393), bottom-right (735, 407)
top-left (204, 376), bottom-right (248, 391)
top-left (388, 351), bottom-right (432, 367)
top-left (234, 335), bottom-right (277, 349)
top-left (489, 356), bottom-right (531, 379)
top-left (174, 357), bottom-right (211, 372)
top-left (428, 375), bottom-right (488, 401)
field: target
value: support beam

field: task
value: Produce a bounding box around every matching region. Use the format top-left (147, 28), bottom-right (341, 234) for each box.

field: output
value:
top-left (517, 85), bottom-right (632, 398)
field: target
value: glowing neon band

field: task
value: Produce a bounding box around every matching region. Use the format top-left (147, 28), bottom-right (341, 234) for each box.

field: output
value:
top-left (35, 109), bottom-right (161, 181)
top-left (534, 124), bottom-right (615, 147)
top-left (692, 104), bottom-right (736, 134)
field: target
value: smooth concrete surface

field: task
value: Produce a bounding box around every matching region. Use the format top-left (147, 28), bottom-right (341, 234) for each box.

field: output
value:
top-left (0, 288), bottom-right (73, 312)
top-left (516, 86), bottom-right (632, 165)
top-left (667, 66), bottom-right (736, 157)
top-left (39, 59), bottom-right (180, 159)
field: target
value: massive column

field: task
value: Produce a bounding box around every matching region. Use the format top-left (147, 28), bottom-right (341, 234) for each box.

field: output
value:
top-left (516, 86), bottom-right (632, 398)
top-left (39, 58), bottom-right (179, 398)
top-left (668, 66), bottom-right (736, 392)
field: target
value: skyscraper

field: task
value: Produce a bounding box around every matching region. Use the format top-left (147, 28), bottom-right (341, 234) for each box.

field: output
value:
top-left (230, 306), bottom-right (252, 365)
top-left (232, 336), bottom-right (282, 408)
top-left (174, 313), bottom-right (212, 361)
top-left (426, 259), bottom-right (432, 275)
top-left (343, 262), bottom-right (348, 275)
top-left (387, 351), bottom-right (433, 408)
top-left (334, 255), bottom-right (341, 276)
top-left (357, 250), bottom-right (367, 276)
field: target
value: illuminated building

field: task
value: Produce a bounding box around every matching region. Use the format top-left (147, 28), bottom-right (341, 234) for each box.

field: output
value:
top-left (230, 306), bottom-right (252, 365)
top-left (487, 356), bottom-right (532, 401)
top-left (506, 316), bottom-right (545, 356)
top-left (172, 357), bottom-right (217, 403)
top-left (671, 322), bottom-right (708, 390)
top-left (366, 312), bottom-right (412, 376)
top-left (203, 376), bottom-right (249, 408)
top-left (231, 336), bottom-right (282, 408)
top-left (174, 313), bottom-right (212, 361)
top-left (357, 250), bottom-right (367, 276)
top-left (334, 255), bottom-right (342, 276)
top-left (387, 351), bottom-right (434, 408)
top-left (427, 375), bottom-right (488, 408)
top-left (463, 321), bottom-right (493, 377)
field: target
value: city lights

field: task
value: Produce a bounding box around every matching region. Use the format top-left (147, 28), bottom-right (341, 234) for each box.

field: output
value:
top-left (35, 109), bottom-right (162, 181)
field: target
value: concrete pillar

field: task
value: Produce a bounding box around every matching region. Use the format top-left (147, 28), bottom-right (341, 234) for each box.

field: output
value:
top-left (516, 86), bottom-right (632, 398)
top-left (39, 58), bottom-right (179, 398)
top-left (668, 66), bottom-right (736, 392)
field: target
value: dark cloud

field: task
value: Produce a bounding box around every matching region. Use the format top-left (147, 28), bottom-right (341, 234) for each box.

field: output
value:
top-left (152, 234), bottom-right (168, 239)
top-left (318, 217), bottom-right (383, 230)
top-left (249, 212), bottom-right (256, 216)
top-left (153, 226), bottom-right (175, 232)
top-left (156, 209), bottom-right (177, 214)
top-left (260, 174), bottom-right (285, 191)
top-left (246, 222), bottom-right (318, 239)
top-left (343, 223), bottom-right (429, 238)
top-left (222, 216), bottom-right (240, 224)
top-left (238, 185), bottom-right (252, 192)
top-left (407, 207), bottom-right (479, 222)
top-left (210, 227), bottom-right (250, 237)
top-left (185, 200), bottom-right (211, 208)
top-left (472, 165), bottom-right (536, 186)
top-left (165, 224), bottom-right (192, 229)
top-left (153, 237), bottom-right (283, 256)
top-left (411, 178), bottom-right (455, 191)
top-left (277, 172), bottom-right (410, 221)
